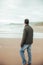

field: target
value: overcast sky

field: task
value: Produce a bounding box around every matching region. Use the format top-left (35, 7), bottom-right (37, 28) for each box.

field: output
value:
top-left (0, 0), bottom-right (43, 23)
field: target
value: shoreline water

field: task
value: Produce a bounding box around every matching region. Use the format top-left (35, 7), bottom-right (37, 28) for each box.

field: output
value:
top-left (0, 24), bottom-right (43, 38)
top-left (0, 32), bottom-right (43, 38)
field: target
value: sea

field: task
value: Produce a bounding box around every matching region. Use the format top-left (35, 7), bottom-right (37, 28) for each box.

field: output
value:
top-left (0, 23), bottom-right (43, 38)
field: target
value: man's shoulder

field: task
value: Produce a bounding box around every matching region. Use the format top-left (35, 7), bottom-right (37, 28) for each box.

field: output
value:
top-left (29, 25), bottom-right (33, 30)
top-left (24, 25), bottom-right (33, 31)
top-left (24, 26), bottom-right (28, 30)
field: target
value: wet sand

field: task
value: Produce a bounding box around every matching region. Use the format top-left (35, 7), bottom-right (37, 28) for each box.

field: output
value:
top-left (0, 38), bottom-right (43, 65)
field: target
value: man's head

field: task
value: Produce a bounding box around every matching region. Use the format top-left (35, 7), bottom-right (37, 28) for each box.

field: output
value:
top-left (24, 19), bottom-right (29, 25)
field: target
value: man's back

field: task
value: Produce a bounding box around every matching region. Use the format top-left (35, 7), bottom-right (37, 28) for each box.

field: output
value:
top-left (25, 25), bottom-right (33, 44)
top-left (21, 25), bottom-right (33, 46)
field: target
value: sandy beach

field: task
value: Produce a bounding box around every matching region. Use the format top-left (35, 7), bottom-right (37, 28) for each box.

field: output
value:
top-left (0, 38), bottom-right (43, 65)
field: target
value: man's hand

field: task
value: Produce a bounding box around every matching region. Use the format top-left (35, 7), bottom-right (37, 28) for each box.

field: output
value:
top-left (21, 44), bottom-right (23, 48)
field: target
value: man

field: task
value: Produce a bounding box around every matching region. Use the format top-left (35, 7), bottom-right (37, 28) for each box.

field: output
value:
top-left (20, 19), bottom-right (33, 65)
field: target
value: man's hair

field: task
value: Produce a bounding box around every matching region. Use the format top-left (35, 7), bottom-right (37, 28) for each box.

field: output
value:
top-left (24, 19), bottom-right (29, 25)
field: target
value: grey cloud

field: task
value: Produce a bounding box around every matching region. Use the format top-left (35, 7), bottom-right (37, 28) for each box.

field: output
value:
top-left (0, 0), bottom-right (43, 22)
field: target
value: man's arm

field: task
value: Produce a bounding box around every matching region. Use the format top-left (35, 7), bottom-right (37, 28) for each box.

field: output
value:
top-left (21, 28), bottom-right (27, 47)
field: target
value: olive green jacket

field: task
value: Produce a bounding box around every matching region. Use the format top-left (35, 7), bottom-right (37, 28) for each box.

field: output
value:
top-left (21, 25), bottom-right (33, 47)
